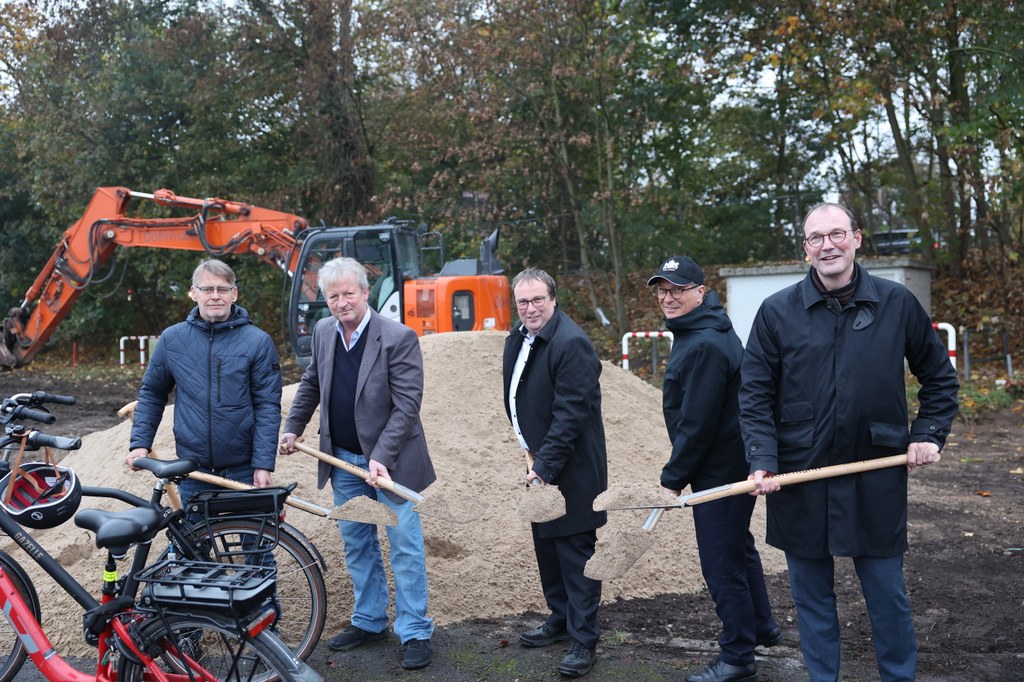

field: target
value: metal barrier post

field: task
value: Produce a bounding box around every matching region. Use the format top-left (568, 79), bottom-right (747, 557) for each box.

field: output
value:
top-left (119, 335), bottom-right (160, 366)
top-left (960, 326), bottom-right (1014, 380)
top-left (621, 331), bottom-right (674, 373)
top-left (932, 322), bottom-right (957, 371)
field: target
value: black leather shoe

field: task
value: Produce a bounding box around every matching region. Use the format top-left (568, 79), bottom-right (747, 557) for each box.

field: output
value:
top-left (519, 623), bottom-right (570, 648)
top-left (327, 625), bottom-right (388, 651)
top-left (402, 638), bottom-right (433, 670)
top-left (685, 658), bottom-right (756, 682)
top-left (557, 639), bottom-right (597, 677)
top-left (756, 625), bottom-right (782, 648)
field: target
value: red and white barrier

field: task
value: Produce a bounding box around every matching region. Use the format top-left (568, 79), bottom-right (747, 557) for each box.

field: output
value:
top-left (933, 322), bottom-right (956, 370)
top-left (621, 331), bottom-right (674, 371)
top-left (119, 335), bottom-right (160, 366)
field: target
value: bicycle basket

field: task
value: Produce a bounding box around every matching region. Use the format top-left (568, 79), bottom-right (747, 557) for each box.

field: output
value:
top-left (137, 559), bottom-right (276, 616)
top-left (0, 461), bottom-right (81, 529)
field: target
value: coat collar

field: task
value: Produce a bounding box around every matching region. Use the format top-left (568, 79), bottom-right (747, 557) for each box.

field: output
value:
top-left (799, 262), bottom-right (878, 310)
top-left (512, 306), bottom-right (563, 345)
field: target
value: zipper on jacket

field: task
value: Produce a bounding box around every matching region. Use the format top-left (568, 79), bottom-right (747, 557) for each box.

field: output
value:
top-left (207, 328), bottom-right (214, 461)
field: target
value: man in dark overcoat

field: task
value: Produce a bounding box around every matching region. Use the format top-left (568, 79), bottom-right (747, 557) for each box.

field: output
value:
top-left (502, 267), bottom-right (608, 678)
top-left (740, 203), bottom-right (959, 682)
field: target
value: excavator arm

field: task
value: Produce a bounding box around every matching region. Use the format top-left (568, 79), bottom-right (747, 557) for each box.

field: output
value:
top-left (1, 187), bottom-right (309, 369)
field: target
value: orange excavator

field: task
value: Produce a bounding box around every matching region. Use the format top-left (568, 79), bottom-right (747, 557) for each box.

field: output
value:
top-left (1, 187), bottom-right (511, 369)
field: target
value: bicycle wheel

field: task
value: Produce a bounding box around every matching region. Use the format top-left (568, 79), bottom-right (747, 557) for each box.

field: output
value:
top-left (0, 552), bottom-right (39, 682)
top-left (188, 519), bottom-right (327, 661)
top-left (116, 610), bottom-right (318, 682)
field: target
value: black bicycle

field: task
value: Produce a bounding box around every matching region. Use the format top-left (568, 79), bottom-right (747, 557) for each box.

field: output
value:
top-left (0, 390), bottom-right (327, 680)
top-left (0, 390), bottom-right (322, 681)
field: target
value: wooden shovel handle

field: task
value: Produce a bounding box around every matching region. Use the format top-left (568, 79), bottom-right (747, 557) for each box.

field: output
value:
top-left (524, 451), bottom-right (543, 488)
top-left (186, 471), bottom-right (329, 517)
top-left (117, 403), bottom-right (185, 510)
top-left (685, 453), bottom-right (931, 506)
top-left (291, 442), bottom-right (424, 504)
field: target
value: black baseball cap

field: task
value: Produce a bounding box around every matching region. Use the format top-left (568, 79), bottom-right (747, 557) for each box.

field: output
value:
top-left (647, 256), bottom-right (705, 287)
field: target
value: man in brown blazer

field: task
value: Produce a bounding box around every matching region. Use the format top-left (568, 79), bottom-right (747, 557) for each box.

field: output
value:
top-left (280, 256), bottom-right (435, 670)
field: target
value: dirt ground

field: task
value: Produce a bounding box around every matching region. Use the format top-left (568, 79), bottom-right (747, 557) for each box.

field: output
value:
top-left (1, 357), bottom-right (1022, 681)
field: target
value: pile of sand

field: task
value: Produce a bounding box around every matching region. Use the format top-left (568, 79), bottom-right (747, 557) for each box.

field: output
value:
top-left (2, 331), bottom-right (783, 655)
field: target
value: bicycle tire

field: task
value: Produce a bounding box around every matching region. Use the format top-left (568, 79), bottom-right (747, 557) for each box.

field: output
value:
top-left (0, 552), bottom-right (38, 682)
top-left (116, 610), bottom-right (318, 682)
top-left (186, 519), bottom-right (327, 661)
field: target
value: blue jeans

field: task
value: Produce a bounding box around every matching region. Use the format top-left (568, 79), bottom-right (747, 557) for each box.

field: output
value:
top-left (786, 554), bottom-right (916, 682)
top-left (331, 448), bottom-right (434, 643)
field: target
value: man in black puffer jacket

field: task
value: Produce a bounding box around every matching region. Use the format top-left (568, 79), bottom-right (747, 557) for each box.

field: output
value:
top-left (650, 256), bottom-right (778, 682)
top-left (126, 258), bottom-right (282, 500)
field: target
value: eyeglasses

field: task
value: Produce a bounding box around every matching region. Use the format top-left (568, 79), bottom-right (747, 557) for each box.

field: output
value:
top-left (654, 285), bottom-right (700, 300)
top-left (515, 295), bottom-right (550, 310)
top-left (194, 285), bottom-right (236, 295)
top-left (803, 229), bottom-right (852, 248)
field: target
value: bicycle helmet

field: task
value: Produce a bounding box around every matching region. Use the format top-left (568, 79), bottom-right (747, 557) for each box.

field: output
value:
top-left (0, 461), bottom-right (81, 529)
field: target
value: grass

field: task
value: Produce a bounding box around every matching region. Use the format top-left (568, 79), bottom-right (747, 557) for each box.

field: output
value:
top-left (908, 369), bottom-right (1024, 422)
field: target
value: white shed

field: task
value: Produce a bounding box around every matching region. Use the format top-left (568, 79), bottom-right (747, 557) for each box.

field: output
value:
top-left (719, 257), bottom-right (934, 346)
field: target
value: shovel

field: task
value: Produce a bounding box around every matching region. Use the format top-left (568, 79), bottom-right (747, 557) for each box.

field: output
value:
top-left (185, 470), bottom-right (399, 525)
top-left (518, 451), bottom-right (566, 523)
top-left (118, 401), bottom-right (394, 524)
top-left (119, 400), bottom-right (182, 510)
top-left (585, 453), bottom-right (932, 580)
top-left (291, 442), bottom-right (484, 524)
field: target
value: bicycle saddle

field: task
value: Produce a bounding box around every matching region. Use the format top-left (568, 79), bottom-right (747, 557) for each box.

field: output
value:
top-left (75, 507), bottom-right (164, 557)
top-left (132, 457), bottom-right (198, 479)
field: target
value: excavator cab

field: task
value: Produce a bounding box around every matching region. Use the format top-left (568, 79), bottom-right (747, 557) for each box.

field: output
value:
top-left (286, 221), bottom-right (511, 366)
top-left (287, 224), bottom-right (411, 362)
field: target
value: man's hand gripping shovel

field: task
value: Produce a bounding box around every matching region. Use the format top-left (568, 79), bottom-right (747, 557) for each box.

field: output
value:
top-left (585, 453), bottom-right (936, 580)
top-left (118, 401), bottom-right (367, 523)
top-left (289, 441), bottom-right (486, 524)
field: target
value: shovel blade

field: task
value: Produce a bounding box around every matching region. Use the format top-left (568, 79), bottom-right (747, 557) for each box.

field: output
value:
top-left (518, 484), bottom-right (566, 523)
top-left (329, 498), bottom-right (398, 526)
top-left (584, 527), bottom-right (659, 581)
top-left (413, 496), bottom-right (486, 524)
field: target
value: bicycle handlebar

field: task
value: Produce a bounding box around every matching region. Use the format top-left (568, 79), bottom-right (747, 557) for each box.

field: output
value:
top-left (2, 390), bottom-right (78, 427)
top-left (12, 405), bottom-right (57, 425)
top-left (0, 429), bottom-right (82, 451)
top-left (29, 391), bottom-right (77, 406)
top-left (27, 430), bottom-right (82, 451)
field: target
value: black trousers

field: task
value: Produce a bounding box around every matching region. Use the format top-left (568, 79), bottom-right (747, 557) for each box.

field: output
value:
top-left (531, 526), bottom-right (601, 649)
top-left (693, 494), bottom-right (777, 666)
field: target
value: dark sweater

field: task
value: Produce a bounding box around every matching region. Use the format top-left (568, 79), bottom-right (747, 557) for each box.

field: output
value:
top-left (329, 330), bottom-right (366, 453)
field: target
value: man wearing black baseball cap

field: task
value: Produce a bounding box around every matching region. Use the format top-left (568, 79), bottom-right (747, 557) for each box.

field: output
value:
top-left (647, 255), bottom-right (705, 288)
top-left (649, 255), bottom-right (779, 682)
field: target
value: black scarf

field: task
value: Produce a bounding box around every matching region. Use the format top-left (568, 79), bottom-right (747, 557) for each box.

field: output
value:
top-left (811, 266), bottom-right (858, 308)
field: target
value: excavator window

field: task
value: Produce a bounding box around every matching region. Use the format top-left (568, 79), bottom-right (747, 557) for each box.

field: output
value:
top-left (451, 291), bottom-right (475, 332)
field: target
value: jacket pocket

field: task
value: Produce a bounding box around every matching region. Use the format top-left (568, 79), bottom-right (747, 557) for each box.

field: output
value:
top-left (777, 400), bottom-right (814, 449)
top-left (216, 355), bottom-right (252, 409)
top-left (869, 422), bottom-right (910, 450)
